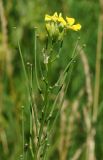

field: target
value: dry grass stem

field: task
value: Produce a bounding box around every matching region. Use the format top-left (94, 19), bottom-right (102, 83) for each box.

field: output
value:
top-left (0, 0), bottom-right (13, 77)
top-left (59, 89), bottom-right (84, 160)
top-left (79, 47), bottom-right (93, 108)
top-left (93, 0), bottom-right (103, 122)
top-left (71, 144), bottom-right (85, 160)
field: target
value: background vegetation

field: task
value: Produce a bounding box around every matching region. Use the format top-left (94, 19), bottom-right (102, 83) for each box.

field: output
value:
top-left (0, 0), bottom-right (103, 159)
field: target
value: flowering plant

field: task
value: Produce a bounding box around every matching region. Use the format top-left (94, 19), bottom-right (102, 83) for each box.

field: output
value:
top-left (18, 12), bottom-right (82, 160)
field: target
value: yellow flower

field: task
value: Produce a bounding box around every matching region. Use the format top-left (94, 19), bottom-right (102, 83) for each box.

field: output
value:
top-left (66, 16), bottom-right (81, 31)
top-left (45, 12), bottom-right (66, 26)
top-left (66, 17), bottom-right (75, 25)
top-left (45, 12), bottom-right (58, 22)
top-left (45, 14), bottom-right (53, 21)
top-left (51, 12), bottom-right (58, 22)
top-left (57, 13), bottom-right (66, 26)
top-left (45, 12), bottom-right (81, 41)
top-left (68, 24), bottom-right (81, 31)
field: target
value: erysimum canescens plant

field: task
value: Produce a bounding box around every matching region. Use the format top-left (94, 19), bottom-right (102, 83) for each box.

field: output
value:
top-left (18, 12), bottom-right (82, 160)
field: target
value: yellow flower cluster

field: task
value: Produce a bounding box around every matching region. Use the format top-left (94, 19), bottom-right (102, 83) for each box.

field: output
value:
top-left (45, 12), bottom-right (81, 31)
top-left (45, 12), bottom-right (81, 41)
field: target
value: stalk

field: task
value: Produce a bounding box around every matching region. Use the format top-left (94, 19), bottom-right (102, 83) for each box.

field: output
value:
top-left (34, 28), bottom-right (44, 100)
top-left (21, 106), bottom-right (24, 160)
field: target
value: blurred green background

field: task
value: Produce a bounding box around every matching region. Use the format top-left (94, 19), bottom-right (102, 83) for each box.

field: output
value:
top-left (0, 0), bottom-right (103, 160)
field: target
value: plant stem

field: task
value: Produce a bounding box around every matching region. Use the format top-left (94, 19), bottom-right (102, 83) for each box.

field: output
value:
top-left (21, 106), bottom-right (24, 160)
top-left (34, 28), bottom-right (44, 100)
top-left (18, 41), bottom-right (30, 94)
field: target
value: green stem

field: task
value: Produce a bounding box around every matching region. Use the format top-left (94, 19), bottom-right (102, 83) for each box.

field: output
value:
top-left (30, 64), bottom-right (38, 137)
top-left (38, 82), bottom-right (49, 144)
top-left (21, 106), bottom-right (24, 160)
top-left (37, 61), bottom-right (50, 158)
top-left (29, 64), bottom-right (39, 159)
top-left (49, 64), bottom-right (73, 136)
top-left (34, 28), bottom-right (44, 100)
top-left (48, 44), bottom-right (79, 119)
top-left (18, 41), bottom-right (30, 93)
top-left (29, 106), bottom-right (35, 159)
top-left (40, 40), bottom-right (79, 158)
top-left (42, 40), bottom-right (80, 157)
top-left (56, 38), bottom-right (80, 85)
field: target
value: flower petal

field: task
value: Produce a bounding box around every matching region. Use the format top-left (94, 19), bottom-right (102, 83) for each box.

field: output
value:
top-left (59, 13), bottom-right (62, 17)
top-left (45, 14), bottom-right (52, 21)
top-left (52, 12), bottom-right (58, 21)
top-left (66, 17), bottom-right (75, 25)
top-left (68, 23), bottom-right (82, 31)
top-left (58, 17), bottom-right (67, 26)
top-left (53, 12), bottom-right (58, 17)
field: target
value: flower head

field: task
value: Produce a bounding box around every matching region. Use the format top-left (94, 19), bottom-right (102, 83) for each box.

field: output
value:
top-left (45, 12), bottom-right (81, 41)
top-left (45, 12), bottom-right (66, 41)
